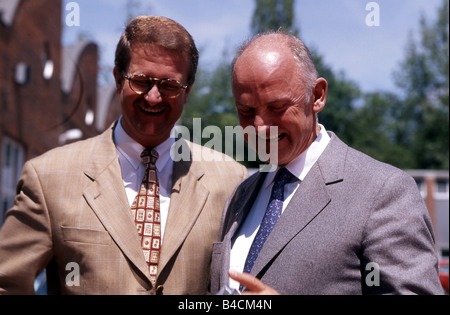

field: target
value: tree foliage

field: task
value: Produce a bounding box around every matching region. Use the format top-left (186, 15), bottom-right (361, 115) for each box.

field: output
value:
top-left (251, 0), bottom-right (299, 35)
top-left (392, 0), bottom-right (449, 169)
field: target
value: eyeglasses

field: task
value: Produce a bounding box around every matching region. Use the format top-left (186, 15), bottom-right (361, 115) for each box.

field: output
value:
top-left (124, 74), bottom-right (188, 99)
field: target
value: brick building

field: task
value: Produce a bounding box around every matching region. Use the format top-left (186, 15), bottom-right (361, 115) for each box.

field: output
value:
top-left (0, 0), bottom-right (120, 224)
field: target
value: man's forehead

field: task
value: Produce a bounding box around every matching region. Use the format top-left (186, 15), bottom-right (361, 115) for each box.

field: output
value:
top-left (234, 47), bottom-right (292, 79)
top-left (237, 39), bottom-right (290, 68)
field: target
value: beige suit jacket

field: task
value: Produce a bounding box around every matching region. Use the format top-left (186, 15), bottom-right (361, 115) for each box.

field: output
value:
top-left (0, 123), bottom-right (247, 295)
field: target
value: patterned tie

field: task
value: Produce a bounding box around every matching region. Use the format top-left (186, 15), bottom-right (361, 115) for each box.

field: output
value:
top-left (130, 148), bottom-right (161, 286)
top-left (242, 167), bottom-right (293, 276)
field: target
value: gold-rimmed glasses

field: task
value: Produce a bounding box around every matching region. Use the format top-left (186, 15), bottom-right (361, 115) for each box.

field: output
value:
top-left (124, 74), bottom-right (188, 99)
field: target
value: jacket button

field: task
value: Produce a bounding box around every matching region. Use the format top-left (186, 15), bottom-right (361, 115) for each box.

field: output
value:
top-left (156, 285), bottom-right (164, 295)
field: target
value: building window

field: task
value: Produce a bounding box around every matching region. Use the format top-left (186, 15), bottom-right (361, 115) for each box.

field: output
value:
top-left (1, 137), bottom-right (24, 226)
top-left (14, 62), bottom-right (31, 85)
top-left (42, 42), bottom-right (54, 81)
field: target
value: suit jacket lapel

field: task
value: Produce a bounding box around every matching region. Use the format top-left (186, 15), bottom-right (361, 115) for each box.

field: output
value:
top-left (250, 163), bottom-right (331, 277)
top-left (224, 172), bottom-right (267, 239)
top-left (217, 171), bottom-right (267, 288)
top-left (250, 133), bottom-right (346, 278)
top-left (82, 124), bottom-right (153, 285)
top-left (157, 142), bottom-right (209, 274)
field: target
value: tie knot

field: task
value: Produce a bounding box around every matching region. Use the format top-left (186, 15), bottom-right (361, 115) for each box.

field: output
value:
top-left (141, 148), bottom-right (159, 167)
top-left (273, 167), bottom-right (293, 187)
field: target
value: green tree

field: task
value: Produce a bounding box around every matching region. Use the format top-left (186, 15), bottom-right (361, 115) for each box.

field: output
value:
top-left (313, 53), bottom-right (361, 145)
top-left (394, 0), bottom-right (449, 169)
top-left (351, 92), bottom-right (417, 169)
top-left (251, 0), bottom-right (299, 35)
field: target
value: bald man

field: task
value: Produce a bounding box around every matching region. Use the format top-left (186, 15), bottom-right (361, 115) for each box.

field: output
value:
top-left (210, 32), bottom-right (443, 295)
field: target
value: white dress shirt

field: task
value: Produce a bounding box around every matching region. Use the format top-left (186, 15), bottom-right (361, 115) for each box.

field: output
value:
top-left (229, 125), bottom-right (331, 289)
top-left (114, 117), bottom-right (173, 242)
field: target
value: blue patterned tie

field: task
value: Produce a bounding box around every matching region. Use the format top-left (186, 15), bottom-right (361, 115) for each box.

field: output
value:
top-left (242, 168), bottom-right (293, 278)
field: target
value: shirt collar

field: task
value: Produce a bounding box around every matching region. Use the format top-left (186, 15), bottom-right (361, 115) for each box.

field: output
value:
top-left (264, 124), bottom-right (331, 188)
top-left (114, 116), bottom-right (174, 172)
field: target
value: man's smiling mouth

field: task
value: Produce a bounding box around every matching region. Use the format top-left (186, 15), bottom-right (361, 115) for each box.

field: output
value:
top-left (258, 133), bottom-right (286, 142)
top-left (138, 103), bottom-right (166, 114)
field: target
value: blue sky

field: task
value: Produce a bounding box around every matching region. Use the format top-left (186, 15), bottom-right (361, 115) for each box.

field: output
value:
top-left (62, 0), bottom-right (444, 93)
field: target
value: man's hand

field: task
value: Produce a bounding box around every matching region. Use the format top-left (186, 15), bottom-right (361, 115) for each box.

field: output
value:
top-left (228, 270), bottom-right (280, 295)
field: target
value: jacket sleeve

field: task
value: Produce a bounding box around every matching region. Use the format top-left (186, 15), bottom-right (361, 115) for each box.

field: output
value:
top-left (361, 170), bottom-right (444, 295)
top-left (0, 161), bottom-right (53, 295)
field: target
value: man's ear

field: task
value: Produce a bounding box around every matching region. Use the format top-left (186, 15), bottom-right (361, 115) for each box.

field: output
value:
top-left (312, 77), bottom-right (327, 114)
top-left (113, 67), bottom-right (124, 93)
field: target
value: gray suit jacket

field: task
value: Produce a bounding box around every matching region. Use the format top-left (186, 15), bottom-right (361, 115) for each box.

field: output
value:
top-left (0, 122), bottom-right (247, 295)
top-left (211, 132), bottom-right (444, 295)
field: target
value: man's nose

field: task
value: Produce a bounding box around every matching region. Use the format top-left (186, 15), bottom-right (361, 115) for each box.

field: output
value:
top-left (253, 113), bottom-right (275, 138)
top-left (144, 85), bottom-right (162, 105)
top-left (254, 112), bottom-right (274, 129)
top-left (254, 114), bottom-right (265, 128)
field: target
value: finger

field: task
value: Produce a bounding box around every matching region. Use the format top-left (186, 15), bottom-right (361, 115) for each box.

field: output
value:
top-left (228, 270), bottom-right (266, 292)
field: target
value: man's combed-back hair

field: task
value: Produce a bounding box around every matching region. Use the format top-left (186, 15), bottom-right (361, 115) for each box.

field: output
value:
top-left (115, 16), bottom-right (199, 85)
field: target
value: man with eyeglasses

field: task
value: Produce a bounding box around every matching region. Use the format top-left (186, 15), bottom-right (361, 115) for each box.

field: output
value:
top-left (0, 16), bottom-right (247, 295)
